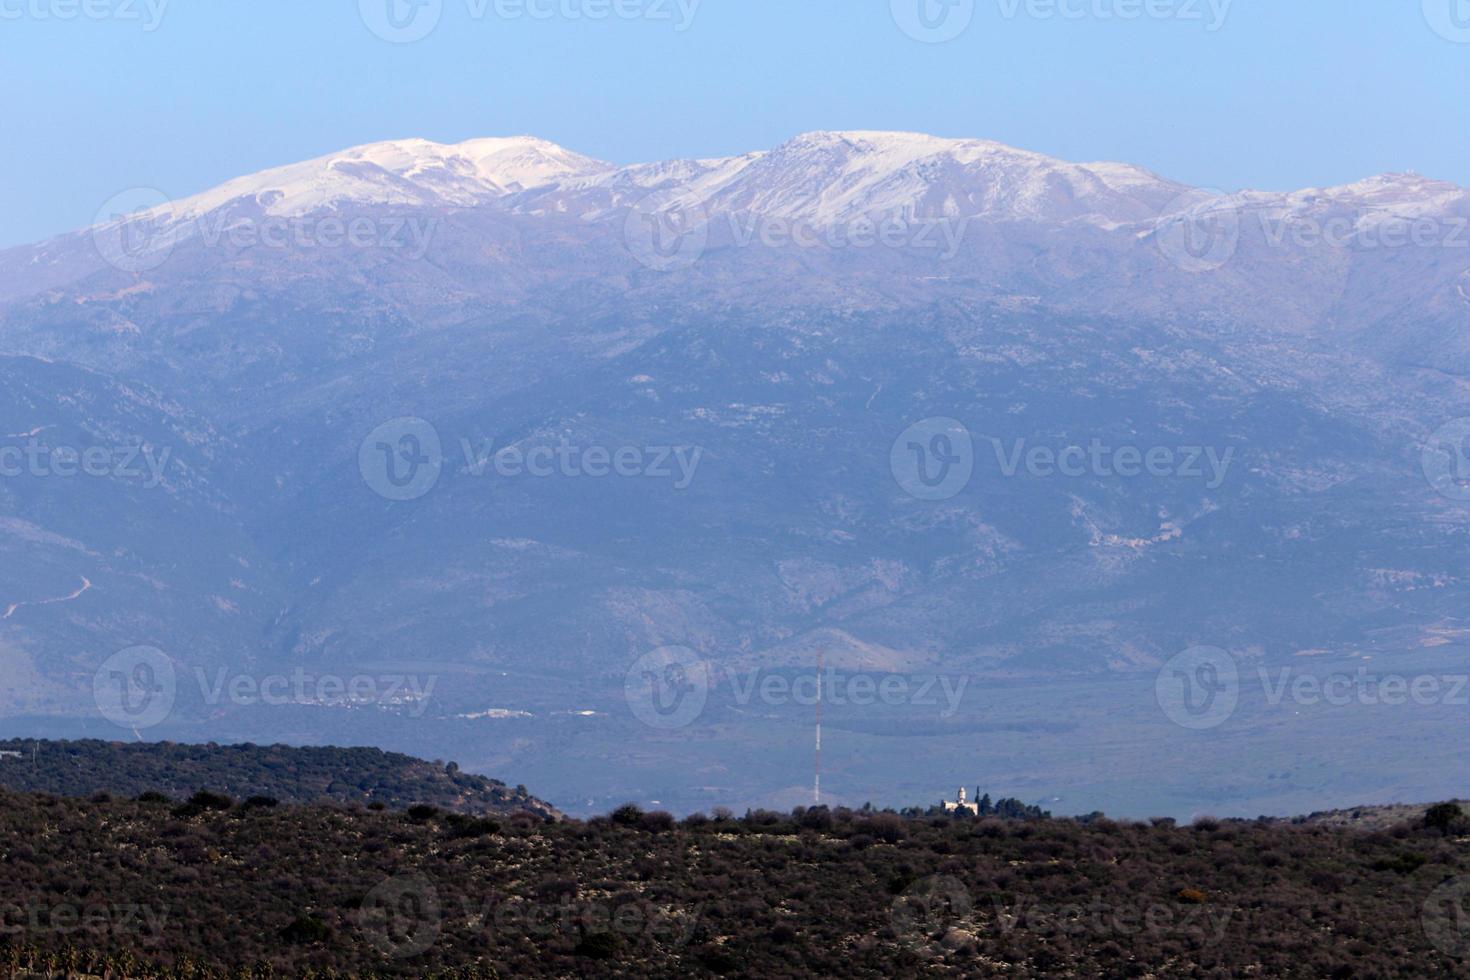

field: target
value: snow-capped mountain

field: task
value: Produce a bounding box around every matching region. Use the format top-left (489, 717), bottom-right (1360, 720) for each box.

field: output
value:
top-left (69, 129), bottom-right (1470, 244)
top-left (88, 130), bottom-right (1192, 230)
top-left (5, 129), bottom-right (1466, 340)
top-left (2, 128), bottom-right (1469, 816)
top-left (657, 130), bottom-right (1191, 227)
top-left (157, 135), bottom-right (613, 219)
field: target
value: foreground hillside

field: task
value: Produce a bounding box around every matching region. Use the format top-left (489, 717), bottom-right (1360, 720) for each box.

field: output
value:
top-left (1289, 799), bottom-right (1470, 832)
top-left (0, 793), bottom-right (1465, 977)
top-left (0, 739), bottom-right (557, 818)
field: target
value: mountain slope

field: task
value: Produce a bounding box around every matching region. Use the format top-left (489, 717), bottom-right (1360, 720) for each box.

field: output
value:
top-left (0, 130), bottom-right (1467, 817)
top-left (0, 738), bottom-right (559, 817)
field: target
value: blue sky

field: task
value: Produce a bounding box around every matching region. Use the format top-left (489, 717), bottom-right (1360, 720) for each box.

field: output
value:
top-left (2, 0), bottom-right (1468, 247)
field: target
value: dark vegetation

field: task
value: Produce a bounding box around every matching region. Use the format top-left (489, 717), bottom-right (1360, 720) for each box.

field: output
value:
top-left (1286, 799), bottom-right (1470, 832)
top-left (0, 790), bottom-right (1466, 977)
top-left (0, 739), bottom-right (556, 818)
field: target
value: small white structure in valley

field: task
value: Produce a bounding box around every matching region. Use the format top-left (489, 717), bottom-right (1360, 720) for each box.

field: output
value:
top-left (941, 786), bottom-right (978, 814)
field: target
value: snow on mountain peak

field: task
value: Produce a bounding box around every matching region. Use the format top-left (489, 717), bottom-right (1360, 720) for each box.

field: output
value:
top-left (167, 136), bottom-right (613, 221)
top-left (701, 129), bottom-right (1188, 228)
top-left (76, 131), bottom-right (1470, 248)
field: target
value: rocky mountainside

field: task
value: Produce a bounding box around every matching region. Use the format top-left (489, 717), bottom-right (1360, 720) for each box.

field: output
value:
top-left (0, 132), bottom-right (1466, 815)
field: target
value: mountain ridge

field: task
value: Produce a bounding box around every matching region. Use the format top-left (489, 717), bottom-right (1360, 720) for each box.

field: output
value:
top-left (0, 128), bottom-right (1468, 819)
top-left (36, 129), bottom-right (1470, 248)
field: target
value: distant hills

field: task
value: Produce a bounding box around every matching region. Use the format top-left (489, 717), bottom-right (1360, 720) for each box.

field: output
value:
top-left (0, 739), bottom-right (559, 818)
top-left (0, 129), bottom-right (1468, 816)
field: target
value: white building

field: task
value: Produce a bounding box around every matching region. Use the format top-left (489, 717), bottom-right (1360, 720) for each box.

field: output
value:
top-left (941, 786), bottom-right (978, 814)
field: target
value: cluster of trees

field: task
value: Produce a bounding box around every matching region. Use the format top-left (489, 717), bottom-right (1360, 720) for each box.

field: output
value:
top-left (0, 786), bottom-right (1465, 977)
top-left (0, 739), bottom-right (555, 818)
